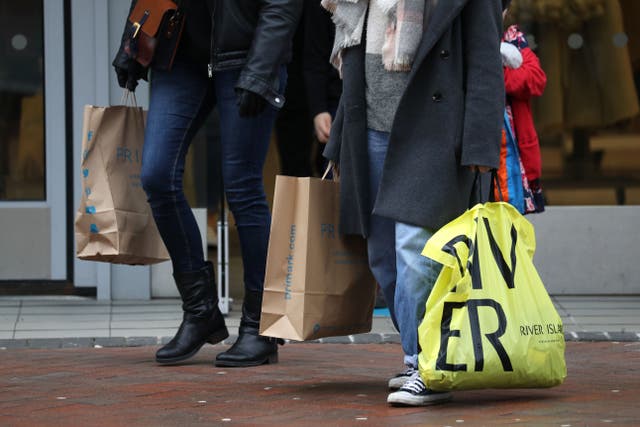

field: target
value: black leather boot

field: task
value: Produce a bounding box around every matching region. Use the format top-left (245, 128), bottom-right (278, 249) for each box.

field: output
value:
top-left (156, 261), bottom-right (229, 364)
top-left (215, 290), bottom-right (282, 367)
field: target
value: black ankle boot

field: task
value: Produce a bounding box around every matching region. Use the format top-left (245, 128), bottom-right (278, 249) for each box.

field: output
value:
top-left (215, 291), bottom-right (282, 367)
top-left (156, 262), bottom-right (229, 364)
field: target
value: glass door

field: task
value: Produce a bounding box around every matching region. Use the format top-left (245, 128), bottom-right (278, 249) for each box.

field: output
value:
top-left (0, 0), bottom-right (67, 281)
top-left (0, 0), bottom-right (44, 200)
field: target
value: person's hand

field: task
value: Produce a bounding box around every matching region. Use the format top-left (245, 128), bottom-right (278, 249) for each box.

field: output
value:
top-left (468, 165), bottom-right (492, 173)
top-left (313, 112), bottom-right (332, 143)
top-left (236, 88), bottom-right (267, 117)
top-left (500, 42), bottom-right (522, 69)
top-left (115, 59), bottom-right (146, 92)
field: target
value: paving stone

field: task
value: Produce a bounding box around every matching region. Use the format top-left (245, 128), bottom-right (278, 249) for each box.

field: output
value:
top-left (15, 320), bottom-right (110, 330)
top-left (113, 299), bottom-right (181, 306)
top-left (26, 338), bottom-right (64, 349)
top-left (319, 336), bottom-right (352, 344)
top-left (575, 331), bottom-right (608, 341)
top-left (110, 320), bottom-right (181, 329)
top-left (564, 332), bottom-right (580, 341)
top-left (94, 337), bottom-right (126, 347)
top-left (0, 300), bottom-right (20, 307)
top-left (605, 331), bottom-right (640, 342)
top-left (111, 305), bottom-right (181, 314)
top-left (351, 333), bottom-right (383, 344)
top-left (19, 306), bottom-right (111, 315)
top-left (110, 313), bottom-right (182, 322)
top-left (291, 339), bottom-right (321, 344)
top-left (110, 328), bottom-right (177, 338)
top-left (381, 333), bottom-right (402, 344)
top-left (60, 338), bottom-right (94, 348)
top-left (0, 339), bottom-right (28, 349)
top-left (124, 337), bottom-right (159, 347)
top-left (14, 329), bottom-right (110, 339)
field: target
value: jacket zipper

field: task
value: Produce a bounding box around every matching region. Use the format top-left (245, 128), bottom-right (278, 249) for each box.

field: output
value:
top-left (208, 0), bottom-right (217, 78)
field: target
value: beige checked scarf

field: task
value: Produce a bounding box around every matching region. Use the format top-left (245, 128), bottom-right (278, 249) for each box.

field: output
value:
top-left (321, 0), bottom-right (425, 72)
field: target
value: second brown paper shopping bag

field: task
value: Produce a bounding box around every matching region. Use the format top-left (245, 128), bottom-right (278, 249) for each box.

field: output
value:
top-left (260, 175), bottom-right (376, 341)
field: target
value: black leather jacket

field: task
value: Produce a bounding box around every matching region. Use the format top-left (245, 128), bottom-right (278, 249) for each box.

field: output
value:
top-left (114, 0), bottom-right (302, 108)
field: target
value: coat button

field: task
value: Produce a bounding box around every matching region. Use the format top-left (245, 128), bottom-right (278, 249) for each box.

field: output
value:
top-left (440, 49), bottom-right (450, 59)
top-left (432, 92), bottom-right (443, 102)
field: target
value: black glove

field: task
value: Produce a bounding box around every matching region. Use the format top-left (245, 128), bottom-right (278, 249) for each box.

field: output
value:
top-left (115, 59), bottom-right (146, 92)
top-left (236, 88), bottom-right (267, 118)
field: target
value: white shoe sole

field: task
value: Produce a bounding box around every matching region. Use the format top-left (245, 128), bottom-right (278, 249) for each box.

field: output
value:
top-left (387, 390), bottom-right (453, 407)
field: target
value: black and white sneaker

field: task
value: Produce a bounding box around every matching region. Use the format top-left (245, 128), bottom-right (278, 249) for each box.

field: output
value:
top-left (388, 366), bottom-right (418, 390)
top-left (387, 372), bottom-right (452, 407)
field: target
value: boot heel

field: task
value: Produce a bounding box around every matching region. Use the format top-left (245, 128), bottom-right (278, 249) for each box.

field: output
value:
top-left (266, 352), bottom-right (278, 364)
top-left (207, 327), bottom-right (229, 345)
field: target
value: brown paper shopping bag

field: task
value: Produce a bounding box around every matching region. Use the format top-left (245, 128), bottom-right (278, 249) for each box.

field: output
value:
top-left (74, 104), bottom-right (169, 265)
top-left (259, 175), bottom-right (376, 341)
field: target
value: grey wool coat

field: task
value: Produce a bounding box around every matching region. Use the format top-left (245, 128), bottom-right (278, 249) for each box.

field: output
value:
top-left (324, 0), bottom-right (505, 237)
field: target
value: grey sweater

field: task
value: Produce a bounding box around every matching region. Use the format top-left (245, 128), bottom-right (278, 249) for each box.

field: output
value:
top-left (364, 0), bottom-right (436, 132)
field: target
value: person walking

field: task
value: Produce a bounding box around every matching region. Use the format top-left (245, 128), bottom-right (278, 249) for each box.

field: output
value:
top-left (274, 2), bottom-right (315, 178)
top-left (303, 0), bottom-right (343, 175)
top-left (501, 1), bottom-right (547, 212)
top-left (113, 0), bottom-right (302, 367)
top-left (322, 0), bottom-right (504, 406)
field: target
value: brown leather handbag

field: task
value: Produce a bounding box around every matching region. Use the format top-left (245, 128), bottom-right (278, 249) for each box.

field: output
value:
top-left (125, 0), bottom-right (185, 71)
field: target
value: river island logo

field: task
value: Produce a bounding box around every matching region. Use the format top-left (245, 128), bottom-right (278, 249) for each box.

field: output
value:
top-left (436, 218), bottom-right (518, 372)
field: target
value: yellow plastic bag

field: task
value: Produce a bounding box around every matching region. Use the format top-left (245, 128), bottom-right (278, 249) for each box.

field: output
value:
top-left (418, 202), bottom-right (566, 391)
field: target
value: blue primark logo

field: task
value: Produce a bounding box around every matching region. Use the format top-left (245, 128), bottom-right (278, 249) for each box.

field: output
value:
top-left (284, 224), bottom-right (296, 300)
top-left (320, 223), bottom-right (335, 238)
top-left (116, 147), bottom-right (141, 163)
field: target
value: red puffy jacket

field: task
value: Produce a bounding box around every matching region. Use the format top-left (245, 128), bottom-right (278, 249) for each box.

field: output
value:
top-left (504, 46), bottom-right (546, 182)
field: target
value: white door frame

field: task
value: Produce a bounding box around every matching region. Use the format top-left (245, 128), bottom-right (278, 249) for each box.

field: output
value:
top-left (44, 0), bottom-right (68, 280)
top-left (71, 0), bottom-right (152, 299)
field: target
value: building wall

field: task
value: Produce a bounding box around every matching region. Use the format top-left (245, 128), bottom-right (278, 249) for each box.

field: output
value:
top-left (530, 207), bottom-right (640, 294)
top-left (1, 0), bottom-right (639, 297)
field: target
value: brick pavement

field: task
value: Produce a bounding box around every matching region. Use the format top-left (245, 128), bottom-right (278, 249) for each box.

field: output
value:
top-left (1, 341), bottom-right (639, 426)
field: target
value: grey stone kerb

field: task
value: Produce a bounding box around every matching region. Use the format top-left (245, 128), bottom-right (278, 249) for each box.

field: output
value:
top-left (0, 331), bottom-right (638, 350)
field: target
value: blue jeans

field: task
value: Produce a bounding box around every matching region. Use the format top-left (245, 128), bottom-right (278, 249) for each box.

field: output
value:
top-left (141, 60), bottom-right (284, 293)
top-left (366, 129), bottom-right (441, 368)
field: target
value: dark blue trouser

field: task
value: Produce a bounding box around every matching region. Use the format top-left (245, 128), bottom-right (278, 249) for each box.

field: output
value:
top-left (141, 60), bottom-right (284, 293)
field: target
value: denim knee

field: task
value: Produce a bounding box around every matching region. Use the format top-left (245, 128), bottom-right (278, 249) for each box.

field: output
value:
top-left (140, 162), bottom-right (175, 201)
top-left (223, 174), bottom-right (269, 225)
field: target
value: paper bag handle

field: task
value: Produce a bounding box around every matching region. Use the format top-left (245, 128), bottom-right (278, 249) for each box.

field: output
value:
top-left (120, 89), bottom-right (138, 107)
top-left (321, 161), bottom-right (339, 182)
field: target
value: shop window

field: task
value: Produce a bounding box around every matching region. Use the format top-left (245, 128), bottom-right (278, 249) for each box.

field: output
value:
top-left (506, 0), bottom-right (640, 206)
top-left (0, 0), bottom-right (45, 201)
